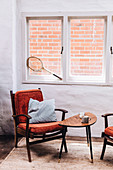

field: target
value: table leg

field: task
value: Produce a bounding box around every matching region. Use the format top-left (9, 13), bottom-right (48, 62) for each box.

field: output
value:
top-left (87, 125), bottom-right (93, 163)
top-left (58, 127), bottom-right (67, 163)
top-left (63, 127), bottom-right (68, 153)
top-left (86, 126), bottom-right (89, 146)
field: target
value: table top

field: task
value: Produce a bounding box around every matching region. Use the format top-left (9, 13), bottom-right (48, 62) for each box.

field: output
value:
top-left (59, 112), bottom-right (97, 127)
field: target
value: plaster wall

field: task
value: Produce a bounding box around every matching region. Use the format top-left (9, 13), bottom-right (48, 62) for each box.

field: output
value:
top-left (19, 0), bottom-right (113, 12)
top-left (0, 0), bottom-right (13, 134)
top-left (15, 0), bottom-right (113, 137)
top-left (1, 0), bottom-right (113, 136)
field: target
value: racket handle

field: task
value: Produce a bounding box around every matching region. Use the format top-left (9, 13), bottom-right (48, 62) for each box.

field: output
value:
top-left (53, 74), bottom-right (62, 80)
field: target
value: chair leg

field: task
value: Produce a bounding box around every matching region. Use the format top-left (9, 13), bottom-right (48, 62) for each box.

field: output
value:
top-left (100, 138), bottom-right (107, 160)
top-left (14, 131), bottom-right (18, 148)
top-left (26, 136), bottom-right (31, 162)
top-left (58, 128), bottom-right (67, 162)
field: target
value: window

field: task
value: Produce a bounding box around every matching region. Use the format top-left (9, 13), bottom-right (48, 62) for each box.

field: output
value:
top-left (69, 17), bottom-right (105, 82)
top-left (22, 13), bottom-right (113, 85)
top-left (111, 17), bottom-right (113, 81)
top-left (27, 17), bottom-right (63, 81)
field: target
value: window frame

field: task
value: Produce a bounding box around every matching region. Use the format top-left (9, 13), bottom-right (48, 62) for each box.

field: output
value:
top-left (22, 15), bottom-right (64, 83)
top-left (68, 16), bottom-right (106, 83)
top-left (21, 12), bottom-right (113, 86)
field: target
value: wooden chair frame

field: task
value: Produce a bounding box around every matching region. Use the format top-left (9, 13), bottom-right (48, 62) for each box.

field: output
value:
top-left (100, 113), bottom-right (113, 160)
top-left (10, 89), bottom-right (68, 162)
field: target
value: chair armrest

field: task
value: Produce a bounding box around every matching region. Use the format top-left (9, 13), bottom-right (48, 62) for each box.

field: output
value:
top-left (102, 113), bottom-right (113, 117)
top-left (12, 114), bottom-right (32, 119)
top-left (55, 109), bottom-right (68, 113)
top-left (12, 114), bottom-right (32, 133)
top-left (55, 109), bottom-right (68, 121)
top-left (101, 113), bottom-right (113, 129)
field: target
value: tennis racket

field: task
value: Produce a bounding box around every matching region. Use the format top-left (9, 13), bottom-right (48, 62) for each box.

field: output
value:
top-left (27, 56), bottom-right (62, 80)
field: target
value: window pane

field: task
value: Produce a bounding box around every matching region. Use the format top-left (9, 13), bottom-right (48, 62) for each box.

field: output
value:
top-left (112, 59), bottom-right (113, 77)
top-left (70, 18), bottom-right (105, 77)
top-left (28, 19), bottom-right (62, 76)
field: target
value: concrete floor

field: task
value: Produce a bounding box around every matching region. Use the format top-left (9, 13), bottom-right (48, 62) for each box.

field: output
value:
top-left (0, 135), bottom-right (103, 164)
top-left (0, 136), bottom-right (14, 163)
top-left (0, 135), bottom-right (22, 163)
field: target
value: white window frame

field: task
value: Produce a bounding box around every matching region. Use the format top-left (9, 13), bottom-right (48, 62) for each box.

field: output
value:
top-left (68, 16), bottom-right (106, 83)
top-left (22, 14), bottom-right (64, 84)
top-left (21, 12), bottom-right (113, 86)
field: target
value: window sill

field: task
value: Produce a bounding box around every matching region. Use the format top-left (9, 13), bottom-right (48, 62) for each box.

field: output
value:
top-left (22, 79), bottom-right (113, 87)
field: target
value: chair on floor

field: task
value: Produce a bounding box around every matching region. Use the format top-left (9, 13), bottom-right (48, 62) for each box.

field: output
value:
top-left (10, 89), bottom-right (68, 162)
top-left (100, 113), bottom-right (113, 160)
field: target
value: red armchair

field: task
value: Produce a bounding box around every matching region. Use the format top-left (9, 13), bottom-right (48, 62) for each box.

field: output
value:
top-left (10, 89), bottom-right (68, 162)
top-left (100, 113), bottom-right (113, 160)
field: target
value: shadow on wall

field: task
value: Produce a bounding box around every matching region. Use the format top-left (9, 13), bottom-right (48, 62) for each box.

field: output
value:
top-left (0, 88), bottom-right (14, 135)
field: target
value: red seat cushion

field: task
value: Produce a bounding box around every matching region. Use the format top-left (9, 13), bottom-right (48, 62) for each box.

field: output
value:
top-left (105, 126), bottom-right (113, 137)
top-left (15, 89), bottom-right (43, 122)
top-left (18, 121), bottom-right (63, 134)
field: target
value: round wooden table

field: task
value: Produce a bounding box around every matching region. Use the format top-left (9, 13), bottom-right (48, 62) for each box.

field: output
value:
top-left (59, 112), bottom-right (97, 163)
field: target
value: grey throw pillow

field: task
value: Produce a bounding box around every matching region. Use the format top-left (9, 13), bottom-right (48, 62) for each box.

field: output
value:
top-left (28, 98), bottom-right (57, 123)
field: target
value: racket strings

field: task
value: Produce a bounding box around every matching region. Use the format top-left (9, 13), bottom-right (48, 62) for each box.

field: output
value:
top-left (29, 58), bottom-right (43, 72)
top-left (27, 56), bottom-right (62, 80)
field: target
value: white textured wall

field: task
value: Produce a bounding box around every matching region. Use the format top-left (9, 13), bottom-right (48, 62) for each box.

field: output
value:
top-left (19, 84), bottom-right (113, 137)
top-left (0, 0), bottom-right (13, 134)
top-left (16, 0), bottom-right (113, 137)
top-left (1, 0), bottom-right (113, 136)
top-left (19, 0), bottom-right (113, 12)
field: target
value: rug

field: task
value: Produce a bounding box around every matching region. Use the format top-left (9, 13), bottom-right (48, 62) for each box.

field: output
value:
top-left (0, 138), bottom-right (113, 170)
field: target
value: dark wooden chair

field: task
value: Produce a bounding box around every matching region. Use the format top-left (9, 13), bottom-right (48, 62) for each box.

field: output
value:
top-left (10, 89), bottom-right (68, 162)
top-left (100, 113), bottom-right (113, 160)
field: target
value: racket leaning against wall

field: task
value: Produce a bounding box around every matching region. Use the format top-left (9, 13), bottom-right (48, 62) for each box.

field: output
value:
top-left (27, 56), bottom-right (62, 80)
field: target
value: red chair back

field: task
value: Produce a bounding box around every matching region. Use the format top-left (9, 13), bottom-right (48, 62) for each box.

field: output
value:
top-left (14, 89), bottom-right (43, 122)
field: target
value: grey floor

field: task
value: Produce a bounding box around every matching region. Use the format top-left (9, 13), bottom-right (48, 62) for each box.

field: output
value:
top-left (0, 136), bottom-right (15, 163)
top-left (0, 135), bottom-right (103, 164)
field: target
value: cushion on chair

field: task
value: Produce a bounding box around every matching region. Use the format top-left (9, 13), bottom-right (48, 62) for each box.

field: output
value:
top-left (105, 126), bottom-right (113, 137)
top-left (18, 121), bottom-right (63, 134)
top-left (15, 89), bottom-right (43, 122)
top-left (28, 98), bottom-right (57, 123)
